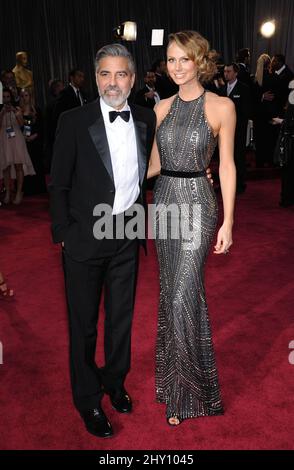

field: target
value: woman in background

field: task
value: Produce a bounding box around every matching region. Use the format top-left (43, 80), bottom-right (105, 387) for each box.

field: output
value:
top-left (0, 88), bottom-right (35, 204)
top-left (19, 88), bottom-right (47, 195)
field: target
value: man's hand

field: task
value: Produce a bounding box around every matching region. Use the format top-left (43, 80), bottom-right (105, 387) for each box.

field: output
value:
top-left (262, 91), bottom-right (274, 102)
top-left (145, 90), bottom-right (156, 100)
top-left (271, 117), bottom-right (283, 125)
top-left (206, 167), bottom-right (213, 186)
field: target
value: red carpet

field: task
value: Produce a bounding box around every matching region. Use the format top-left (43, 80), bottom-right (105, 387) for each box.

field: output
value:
top-left (0, 179), bottom-right (294, 450)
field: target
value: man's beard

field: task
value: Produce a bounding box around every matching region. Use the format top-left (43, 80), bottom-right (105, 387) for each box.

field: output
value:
top-left (98, 85), bottom-right (131, 109)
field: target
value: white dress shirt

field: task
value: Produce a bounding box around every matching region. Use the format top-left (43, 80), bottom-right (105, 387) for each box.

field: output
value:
top-left (227, 79), bottom-right (238, 96)
top-left (100, 97), bottom-right (139, 215)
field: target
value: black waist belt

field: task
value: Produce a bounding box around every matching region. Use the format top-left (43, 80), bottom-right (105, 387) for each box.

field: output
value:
top-left (160, 168), bottom-right (206, 178)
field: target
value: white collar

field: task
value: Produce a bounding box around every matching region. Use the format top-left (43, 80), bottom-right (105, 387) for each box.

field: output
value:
top-left (275, 65), bottom-right (286, 75)
top-left (70, 83), bottom-right (79, 93)
top-left (228, 78), bottom-right (238, 89)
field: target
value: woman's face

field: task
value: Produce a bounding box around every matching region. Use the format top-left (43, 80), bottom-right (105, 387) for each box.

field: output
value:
top-left (20, 90), bottom-right (30, 103)
top-left (3, 91), bottom-right (12, 105)
top-left (167, 41), bottom-right (198, 86)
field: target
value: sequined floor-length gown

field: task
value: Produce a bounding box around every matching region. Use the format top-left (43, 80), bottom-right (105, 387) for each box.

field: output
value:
top-left (154, 92), bottom-right (224, 420)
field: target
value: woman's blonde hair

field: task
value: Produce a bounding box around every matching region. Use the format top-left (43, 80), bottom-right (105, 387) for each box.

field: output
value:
top-left (255, 53), bottom-right (271, 87)
top-left (167, 30), bottom-right (218, 83)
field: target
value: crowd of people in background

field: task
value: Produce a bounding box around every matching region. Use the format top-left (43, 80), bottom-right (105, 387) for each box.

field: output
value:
top-left (0, 46), bottom-right (293, 210)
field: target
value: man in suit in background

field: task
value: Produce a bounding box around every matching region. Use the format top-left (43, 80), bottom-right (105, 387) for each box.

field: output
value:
top-left (220, 63), bottom-right (252, 193)
top-left (52, 68), bottom-right (86, 131)
top-left (134, 70), bottom-right (160, 108)
top-left (49, 44), bottom-right (156, 438)
top-left (236, 48), bottom-right (252, 88)
top-left (270, 54), bottom-right (294, 116)
top-left (44, 79), bottom-right (65, 172)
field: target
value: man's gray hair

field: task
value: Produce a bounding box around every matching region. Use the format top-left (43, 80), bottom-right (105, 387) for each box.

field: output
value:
top-left (95, 44), bottom-right (136, 75)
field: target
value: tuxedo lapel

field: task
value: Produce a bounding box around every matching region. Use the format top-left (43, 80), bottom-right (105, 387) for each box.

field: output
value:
top-left (131, 107), bottom-right (147, 185)
top-left (88, 102), bottom-right (114, 183)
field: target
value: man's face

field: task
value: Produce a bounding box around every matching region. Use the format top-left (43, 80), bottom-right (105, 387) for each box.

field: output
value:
top-left (224, 66), bottom-right (238, 83)
top-left (72, 71), bottom-right (85, 89)
top-left (96, 56), bottom-right (135, 110)
top-left (270, 56), bottom-right (281, 72)
top-left (144, 71), bottom-right (156, 87)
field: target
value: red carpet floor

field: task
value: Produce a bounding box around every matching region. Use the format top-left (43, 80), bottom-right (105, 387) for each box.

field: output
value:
top-left (0, 179), bottom-right (294, 450)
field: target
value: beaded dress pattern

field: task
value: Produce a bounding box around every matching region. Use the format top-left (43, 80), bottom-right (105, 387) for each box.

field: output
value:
top-left (154, 92), bottom-right (224, 420)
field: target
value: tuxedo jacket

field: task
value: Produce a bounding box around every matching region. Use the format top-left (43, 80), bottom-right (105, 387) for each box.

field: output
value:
top-left (51, 85), bottom-right (86, 146)
top-left (220, 80), bottom-right (252, 134)
top-left (254, 68), bottom-right (294, 119)
top-left (49, 99), bottom-right (156, 261)
top-left (52, 85), bottom-right (85, 125)
top-left (237, 64), bottom-right (252, 88)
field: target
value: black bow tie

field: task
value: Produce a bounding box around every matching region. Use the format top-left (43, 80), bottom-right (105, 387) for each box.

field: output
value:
top-left (109, 110), bottom-right (130, 123)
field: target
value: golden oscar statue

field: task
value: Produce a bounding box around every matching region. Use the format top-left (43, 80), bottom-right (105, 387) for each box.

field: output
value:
top-left (12, 51), bottom-right (34, 92)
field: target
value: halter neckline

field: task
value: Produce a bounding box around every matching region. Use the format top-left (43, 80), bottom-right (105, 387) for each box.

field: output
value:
top-left (177, 90), bottom-right (205, 103)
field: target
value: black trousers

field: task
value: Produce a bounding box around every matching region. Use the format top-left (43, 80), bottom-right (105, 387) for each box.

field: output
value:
top-left (62, 236), bottom-right (139, 411)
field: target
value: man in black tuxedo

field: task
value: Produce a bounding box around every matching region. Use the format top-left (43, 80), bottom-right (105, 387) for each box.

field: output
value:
top-left (270, 54), bottom-right (294, 116)
top-left (134, 70), bottom-right (160, 109)
top-left (52, 69), bottom-right (86, 136)
top-left (236, 48), bottom-right (252, 88)
top-left (220, 63), bottom-right (252, 193)
top-left (49, 44), bottom-right (156, 438)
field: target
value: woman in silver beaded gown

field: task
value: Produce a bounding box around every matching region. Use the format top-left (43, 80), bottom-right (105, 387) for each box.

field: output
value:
top-left (147, 31), bottom-right (236, 425)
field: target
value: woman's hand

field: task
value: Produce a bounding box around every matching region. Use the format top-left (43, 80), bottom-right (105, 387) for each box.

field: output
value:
top-left (206, 167), bottom-right (213, 186)
top-left (214, 222), bottom-right (233, 255)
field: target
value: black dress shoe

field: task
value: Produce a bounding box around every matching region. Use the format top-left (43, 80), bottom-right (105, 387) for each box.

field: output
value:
top-left (109, 388), bottom-right (132, 413)
top-left (80, 406), bottom-right (113, 438)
